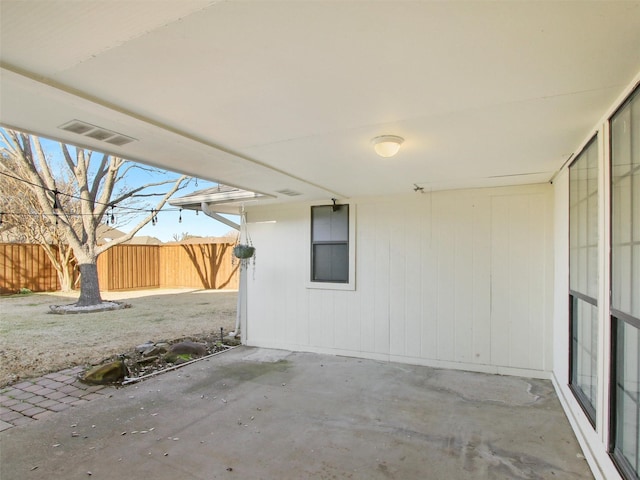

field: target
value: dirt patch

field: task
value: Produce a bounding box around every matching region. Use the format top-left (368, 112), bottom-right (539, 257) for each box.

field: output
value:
top-left (0, 289), bottom-right (238, 387)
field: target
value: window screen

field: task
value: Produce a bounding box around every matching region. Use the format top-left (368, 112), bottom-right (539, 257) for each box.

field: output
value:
top-left (311, 205), bottom-right (349, 283)
top-left (568, 136), bottom-right (599, 425)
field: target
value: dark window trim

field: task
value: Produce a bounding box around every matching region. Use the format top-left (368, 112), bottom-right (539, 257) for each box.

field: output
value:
top-left (612, 309), bottom-right (640, 330)
top-left (608, 82), bottom-right (640, 480)
top-left (608, 81), bottom-right (640, 121)
top-left (609, 313), bottom-right (640, 480)
top-left (568, 134), bottom-right (600, 429)
top-left (569, 293), bottom-right (597, 426)
top-left (570, 290), bottom-right (598, 306)
top-left (310, 204), bottom-right (349, 284)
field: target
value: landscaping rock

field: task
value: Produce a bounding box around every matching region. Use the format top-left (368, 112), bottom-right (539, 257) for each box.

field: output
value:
top-left (164, 353), bottom-right (193, 364)
top-left (81, 360), bottom-right (127, 385)
top-left (135, 342), bottom-right (155, 353)
top-left (142, 345), bottom-right (168, 357)
top-left (167, 341), bottom-right (207, 357)
top-left (223, 337), bottom-right (242, 347)
top-left (49, 301), bottom-right (130, 314)
top-left (136, 356), bottom-right (159, 366)
top-left (77, 334), bottom-right (236, 385)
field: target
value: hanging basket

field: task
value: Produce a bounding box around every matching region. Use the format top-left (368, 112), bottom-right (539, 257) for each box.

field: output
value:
top-left (233, 244), bottom-right (255, 259)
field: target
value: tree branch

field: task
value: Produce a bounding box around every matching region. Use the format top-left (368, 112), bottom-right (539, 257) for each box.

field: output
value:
top-left (97, 175), bottom-right (188, 254)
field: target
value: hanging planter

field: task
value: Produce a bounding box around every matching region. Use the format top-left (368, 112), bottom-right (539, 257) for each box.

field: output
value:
top-left (232, 209), bottom-right (256, 271)
top-left (233, 244), bottom-right (255, 259)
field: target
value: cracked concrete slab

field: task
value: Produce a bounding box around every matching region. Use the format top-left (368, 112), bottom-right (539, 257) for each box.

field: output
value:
top-left (0, 347), bottom-right (592, 479)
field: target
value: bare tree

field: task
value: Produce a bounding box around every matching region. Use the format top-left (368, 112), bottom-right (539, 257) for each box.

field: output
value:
top-left (0, 159), bottom-right (79, 291)
top-left (171, 232), bottom-right (195, 242)
top-left (0, 129), bottom-right (189, 306)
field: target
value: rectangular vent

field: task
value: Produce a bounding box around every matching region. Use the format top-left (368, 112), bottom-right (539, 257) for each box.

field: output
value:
top-left (276, 189), bottom-right (302, 196)
top-left (85, 128), bottom-right (116, 141)
top-left (58, 120), bottom-right (137, 147)
top-left (59, 120), bottom-right (93, 135)
top-left (105, 135), bottom-right (135, 146)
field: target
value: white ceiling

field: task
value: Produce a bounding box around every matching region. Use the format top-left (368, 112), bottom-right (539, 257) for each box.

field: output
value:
top-left (1, 1), bottom-right (639, 207)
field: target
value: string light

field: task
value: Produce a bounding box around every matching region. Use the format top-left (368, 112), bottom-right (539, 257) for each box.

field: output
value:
top-left (0, 171), bottom-right (184, 215)
top-left (51, 190), bottom-right (60, 210)
top-left (0, 171), bottom-right (203, 227)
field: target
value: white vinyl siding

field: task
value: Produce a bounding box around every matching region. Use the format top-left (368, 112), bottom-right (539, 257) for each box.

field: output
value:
top-left (246, 184), bottom-right (552, 376)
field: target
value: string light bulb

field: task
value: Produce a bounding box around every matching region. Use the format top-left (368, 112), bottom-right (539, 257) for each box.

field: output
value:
top-left (52, 190), bottom-right (60, 210)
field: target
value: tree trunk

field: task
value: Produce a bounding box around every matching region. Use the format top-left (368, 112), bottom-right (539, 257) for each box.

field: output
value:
top-left (57, 268), bottom-right (73, 292)
top-left (56, 261), bottom-right (75, 292)
top-left (77, 263), bottom-right (103, 306)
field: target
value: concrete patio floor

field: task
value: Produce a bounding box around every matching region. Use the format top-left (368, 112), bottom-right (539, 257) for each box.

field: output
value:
top-left (0, 347), bottom-right (592, 479)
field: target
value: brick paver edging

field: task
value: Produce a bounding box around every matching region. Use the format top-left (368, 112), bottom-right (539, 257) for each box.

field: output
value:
top-left (0, 367), bottom-right (113, 432)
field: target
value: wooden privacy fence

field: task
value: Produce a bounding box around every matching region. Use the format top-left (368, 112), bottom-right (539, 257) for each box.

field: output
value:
top-left (0, 243), bottom-right (65, 293)
top-left (0, 243), bottom-right (239, 294)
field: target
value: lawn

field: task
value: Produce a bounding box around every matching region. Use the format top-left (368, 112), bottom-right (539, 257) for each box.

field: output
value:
top-left (0, 288), bottom-right (237, 386)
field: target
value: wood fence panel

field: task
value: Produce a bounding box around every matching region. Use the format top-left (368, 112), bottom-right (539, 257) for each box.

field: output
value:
top-left (0, 243), bottom-right (60, 294)
top-left (97, 245), bottom-right (160, 291)
top-left (212, 243), bottom-right (240, 289)
top-left (1, 243), bottom-right (237, 293)
top-left (159, 243), bottom-right (239, 289)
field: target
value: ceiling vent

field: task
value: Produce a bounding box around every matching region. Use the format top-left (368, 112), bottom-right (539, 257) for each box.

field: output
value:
top-left (58, 120), bottom-right (136, 146)
top-left (276, 188), bottom-right (302, 197)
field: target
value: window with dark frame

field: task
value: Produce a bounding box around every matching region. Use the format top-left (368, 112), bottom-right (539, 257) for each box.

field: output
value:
top-left (568, 136), bottom-right (599, 426)
top-left (610, 85), bottom-right (640, 480)
top-left (311, 204), bottom-right (349, 283)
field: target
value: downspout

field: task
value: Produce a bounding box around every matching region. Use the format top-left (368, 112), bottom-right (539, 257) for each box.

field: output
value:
top-left (230, 207), bottom-right (248, 339)
top-left (200, 202), bottom-right (243, 338)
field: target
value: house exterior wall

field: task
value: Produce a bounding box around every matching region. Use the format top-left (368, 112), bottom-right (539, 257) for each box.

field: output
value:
top-left (549, 73), bottom-right (640, 480)
top-left (244, 183), bottom-right (554, 378)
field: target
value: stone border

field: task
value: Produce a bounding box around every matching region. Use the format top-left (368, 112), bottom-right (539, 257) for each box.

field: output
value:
top-left (48, 301), bottom-right (131, 315)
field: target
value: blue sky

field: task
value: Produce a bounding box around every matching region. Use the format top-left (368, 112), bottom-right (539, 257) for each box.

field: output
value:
top-left (135, 193), bottom-right (239, 242)
top-left (2, 130), bottom-right (239, 242)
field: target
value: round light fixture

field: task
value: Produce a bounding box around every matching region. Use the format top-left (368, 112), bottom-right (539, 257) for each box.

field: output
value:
top-left (371, 135), bottom-right (404, 157)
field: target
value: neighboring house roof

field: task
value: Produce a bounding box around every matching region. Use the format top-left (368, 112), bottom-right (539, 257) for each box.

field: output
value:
top-left (165, 236), bottom-right (236, 245)
top-left (97, 225), bottom-right (163, 245)
top-left (96, 224), bottom-right (126, 243)
top-left (0, 224), bottom-right (161, 245)
top-left (126, 235), bottom-right (162, 245)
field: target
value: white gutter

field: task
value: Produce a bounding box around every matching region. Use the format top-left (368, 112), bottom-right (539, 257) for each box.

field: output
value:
top-left (200, 202), bottom-right (240, 231)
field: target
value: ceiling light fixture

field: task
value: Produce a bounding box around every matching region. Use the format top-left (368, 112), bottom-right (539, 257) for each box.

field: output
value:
top-left (371, 135), bottom-right (404, 158)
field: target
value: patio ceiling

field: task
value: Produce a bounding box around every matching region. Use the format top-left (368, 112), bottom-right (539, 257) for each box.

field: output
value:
top-left (1, 1), bottom-right (639, 209)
